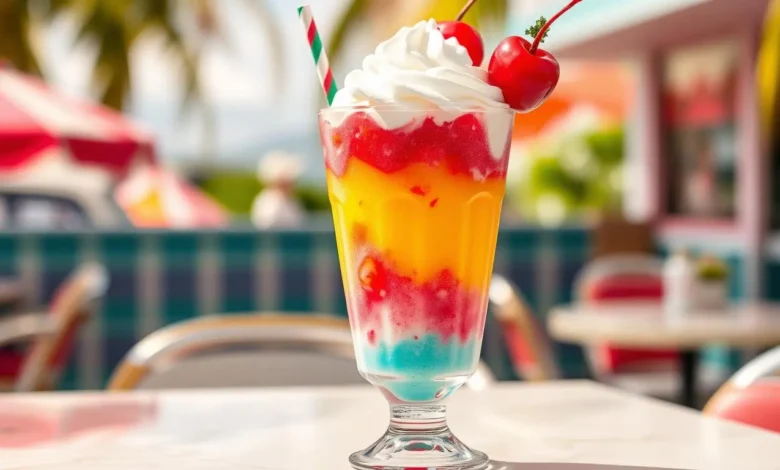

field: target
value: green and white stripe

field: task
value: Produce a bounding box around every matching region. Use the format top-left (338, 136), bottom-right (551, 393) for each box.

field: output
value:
top-left (298, 5), bottom-right (338, 105)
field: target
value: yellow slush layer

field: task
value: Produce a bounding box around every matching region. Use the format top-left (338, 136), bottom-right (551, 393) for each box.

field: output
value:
top-left (328, 158), bottom-right (505, 290)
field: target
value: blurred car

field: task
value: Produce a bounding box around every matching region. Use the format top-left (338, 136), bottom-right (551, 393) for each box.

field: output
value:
top-left (0, 168), bottom-right (130, 230)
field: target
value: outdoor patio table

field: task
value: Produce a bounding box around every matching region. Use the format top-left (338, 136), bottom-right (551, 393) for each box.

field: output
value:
top-left (548, 302), bottom-right (780, 408)
top-left (1, 381), bottom-right (779, 469)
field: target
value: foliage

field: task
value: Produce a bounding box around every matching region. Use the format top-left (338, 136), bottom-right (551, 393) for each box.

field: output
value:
top-left (2, 0), bottom-right (281, 111)
top-left (525, 16), bottom-right (548, 42)
top-left (330, 0), bottom-right (508, 65)
top-left (0, 1), bottom-right (41, 75)
top-left (513, 126), bottom-right (625, 226)
top-left (697, 256), bottom-right (729, 281)
top-left (198, 171), bottom-right (262, 216)
top-left (296, 185), bottom-right (331, 212)
top-left (197, 171), bottom-right (329, 217)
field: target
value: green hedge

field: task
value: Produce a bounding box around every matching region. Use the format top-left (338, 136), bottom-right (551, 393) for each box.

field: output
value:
top-left (196, 171), bottom-right (330, 216)
top-left (512, 125), bottom-right (624, 225)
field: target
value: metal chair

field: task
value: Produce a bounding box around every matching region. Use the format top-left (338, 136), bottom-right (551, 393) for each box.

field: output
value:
top-left (489, 275), bottom-right (560, 381)
top-left (0, 262), bottom-right (108, 391)
top-left (109, 314), bottom-right (496, 391)
top-left (704, 346), bottom-right (780, 433)
top-left (575, 254), bottom-right (672, 375)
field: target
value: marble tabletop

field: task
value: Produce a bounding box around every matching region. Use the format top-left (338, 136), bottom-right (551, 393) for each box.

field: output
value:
top-left (548, 302), bottom-right (780, 348)
top-left (0, 381), bottom-right (778, 469)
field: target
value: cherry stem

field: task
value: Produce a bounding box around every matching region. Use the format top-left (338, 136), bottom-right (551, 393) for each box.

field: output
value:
top-left (529, 0), bottom-right (582, 54)
top-left (456, 0), bottom-right (478, 22)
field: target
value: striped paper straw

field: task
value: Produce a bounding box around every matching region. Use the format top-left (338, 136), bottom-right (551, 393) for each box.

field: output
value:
top-left (298, 5), bottom-right (338, 106)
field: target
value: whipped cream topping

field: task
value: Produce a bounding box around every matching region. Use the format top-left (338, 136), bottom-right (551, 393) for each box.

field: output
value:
top-left (332, 19), bottom-right (506, 110)
top-left (328, 19), bottom-right (512, 160)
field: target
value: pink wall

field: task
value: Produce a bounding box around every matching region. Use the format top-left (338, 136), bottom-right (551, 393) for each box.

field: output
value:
top-left (632, 25), bottom-right (765, 299)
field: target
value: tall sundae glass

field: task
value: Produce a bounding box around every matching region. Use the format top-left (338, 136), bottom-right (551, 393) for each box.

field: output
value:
top-left (318, 19), bottom-right (515, 469)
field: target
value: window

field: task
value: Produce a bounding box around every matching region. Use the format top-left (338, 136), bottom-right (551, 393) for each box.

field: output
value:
top-left (2, 193), bottom-right (90, 229)
top-left (662, 39), bottom-right (739, 220)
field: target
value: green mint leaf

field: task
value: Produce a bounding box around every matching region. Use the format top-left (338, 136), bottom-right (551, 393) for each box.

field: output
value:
top-left (525, 16), bottom-right (549, 42)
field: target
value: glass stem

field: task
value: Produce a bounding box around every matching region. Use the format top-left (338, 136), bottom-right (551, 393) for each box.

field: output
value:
top-left (389, 405), bottom-right (448, 434)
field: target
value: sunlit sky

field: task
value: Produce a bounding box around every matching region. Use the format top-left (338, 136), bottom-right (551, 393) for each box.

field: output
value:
top-left (40, 0), bottom-right (356, 168)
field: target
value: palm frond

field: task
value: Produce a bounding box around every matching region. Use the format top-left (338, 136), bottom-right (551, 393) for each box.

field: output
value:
top-left (241, 0), bottom-right (284, 94)
top-left (42, 0), bottom-right (75, 18)
top-left (91, 14), bottom-right (131, 109)
top-left (135, 0), bottom-right (202, 106)
top-left (420, 0), bottom-right (508, 28)
top-left (330, 0), bottom-right (508, 64)
top-left (0, 0), bottom-right (42, 75)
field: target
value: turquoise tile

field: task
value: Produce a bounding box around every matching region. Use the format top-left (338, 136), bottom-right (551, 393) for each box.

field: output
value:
top-left (725, 255), bottom-right (744, 300)
top-left (765, 260), bottom-right (780, 301)
top-left (0, 235), bottom-right (17, 275)
top-left (160, 233), bottom-right (199, 268)
top-left (551, 228), bottom-right (591, 255)
top-left (100, 233), bottom-right (141, 267)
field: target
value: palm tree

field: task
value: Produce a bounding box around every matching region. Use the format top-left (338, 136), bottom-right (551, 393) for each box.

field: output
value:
top-left (1, 0), bottom-right (281, 111)
top-left (329, 0), bottom-right (509, 65)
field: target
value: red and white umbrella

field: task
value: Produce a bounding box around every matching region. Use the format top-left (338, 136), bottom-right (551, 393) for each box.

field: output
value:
top-left (0, 64), bottom-right (154, 179)
top-left (115, 165), bottom-right (229, 228)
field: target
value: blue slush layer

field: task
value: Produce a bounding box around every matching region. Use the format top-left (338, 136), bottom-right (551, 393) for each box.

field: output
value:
top-left (360, 334), bottom-right (478, 402)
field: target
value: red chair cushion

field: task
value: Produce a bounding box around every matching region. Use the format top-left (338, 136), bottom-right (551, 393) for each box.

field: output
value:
top-left (587, 275), bottom-right (664, 300)
top-left (585, 275), bottom-right (678, 373)
top-left (0, 351), bottom-right (24, 378)
top-left (710, 381), bottom-right (780, 433)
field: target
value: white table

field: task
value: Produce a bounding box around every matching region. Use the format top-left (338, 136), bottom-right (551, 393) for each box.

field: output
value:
top-left (548, 302), bottom-right (780, 407)
top-left (1, 381), bottom-right (779, 469)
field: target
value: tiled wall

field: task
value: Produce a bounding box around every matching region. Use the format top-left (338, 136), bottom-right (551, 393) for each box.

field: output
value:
top-left (0, 225), bottom-right (592, 390)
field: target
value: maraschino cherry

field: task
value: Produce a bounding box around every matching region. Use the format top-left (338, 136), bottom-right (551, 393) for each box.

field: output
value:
top-left (488, 0), bottom-right (582, 112)
top-left (438, 0), bottom-right (484, 66)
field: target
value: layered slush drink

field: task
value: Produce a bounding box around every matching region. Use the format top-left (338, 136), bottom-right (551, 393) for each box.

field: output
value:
top-left (318, 18), bottom-right (514, 468)
top-left (321, 105), bottom-right (513, 403)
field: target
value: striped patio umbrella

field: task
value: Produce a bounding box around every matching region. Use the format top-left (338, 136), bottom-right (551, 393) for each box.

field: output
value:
top-left (0, 64), bottom-right (154, 178)
top-left (115, 165), bottom-right (229, 228)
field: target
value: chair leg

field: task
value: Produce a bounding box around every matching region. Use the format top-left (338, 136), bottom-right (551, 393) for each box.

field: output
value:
top-left (680, 350), bottom-right (701, 409)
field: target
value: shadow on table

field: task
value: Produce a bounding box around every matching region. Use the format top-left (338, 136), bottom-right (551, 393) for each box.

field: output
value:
top-left (487, 462), bottom-right (687, 470)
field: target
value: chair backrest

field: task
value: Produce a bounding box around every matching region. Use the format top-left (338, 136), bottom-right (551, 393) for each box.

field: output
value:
top-left (489, 275), bottom-right (559, 381)
top-left (15, 263), bottom-right (108, 392)
top-left (108, 314), bottom-right (497, 391)
top-left (592, 216), bottom-right (655, 259)
top-left (575, 254), bottom-right (665, 301)
top-left (705, 346), bottom-right (780, 433)
top-left (574, 255), bottom-right (676, 375)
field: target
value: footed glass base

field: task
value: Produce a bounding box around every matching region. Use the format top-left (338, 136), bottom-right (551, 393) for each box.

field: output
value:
top-left (349, 405), bottom-right (488, 470)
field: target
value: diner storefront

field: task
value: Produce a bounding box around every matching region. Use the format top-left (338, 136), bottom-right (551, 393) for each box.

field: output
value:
top-left (514, 0), bottom-right (773, 301)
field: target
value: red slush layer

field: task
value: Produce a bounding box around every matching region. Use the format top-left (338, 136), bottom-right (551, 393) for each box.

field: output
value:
top-left (320, 111), bottom-right (510, 178)
top-left (351, 249), bottom-right (486, 345)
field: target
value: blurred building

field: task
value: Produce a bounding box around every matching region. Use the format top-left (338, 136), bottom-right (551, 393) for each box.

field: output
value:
top-left (513, 0), bottom-right (772, 300)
